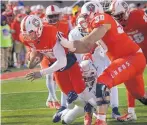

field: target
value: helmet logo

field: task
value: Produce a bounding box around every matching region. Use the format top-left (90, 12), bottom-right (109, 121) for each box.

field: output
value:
top-left (121, 2), bottom-right (128, 10)
top-left (32, 18), bottom-right (40, 27)
top-left (87, 3), bottom-right (95, 12)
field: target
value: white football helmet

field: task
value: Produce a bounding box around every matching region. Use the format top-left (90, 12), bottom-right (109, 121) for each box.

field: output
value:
top-left (45, 5), bottom-right (61, 24)
top-left (20, 15), bottom-right (43, 41)
top-left (30, 5), bottom-right (37, 12)
top-left (61, 7), bottom-right (72, 15)
top-left (109, 0), bottom-right (130, 24)
top-left (36, 4), bottom-right (44, 11)
top-left (81, 2), bottom-right (104, 20)
top-left (90, 0), bottom-right (112, 12)
top-left (80, 60), bottom-right (97, 89)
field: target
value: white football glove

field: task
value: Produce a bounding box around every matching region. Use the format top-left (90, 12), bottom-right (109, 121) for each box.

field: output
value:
top-left (57, 32), bottom-right (76, 52)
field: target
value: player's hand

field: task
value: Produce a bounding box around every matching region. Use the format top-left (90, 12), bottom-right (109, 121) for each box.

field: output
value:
top-left (57, 32), bottom-right (69, 47)
top-left (25, 71), bottom-right (42, 82)
top-left (57, 32), bottom-right (75, 51)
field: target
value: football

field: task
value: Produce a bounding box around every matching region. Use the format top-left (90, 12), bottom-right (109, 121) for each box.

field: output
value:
top-left (28, 51), bottom-right (43, 69)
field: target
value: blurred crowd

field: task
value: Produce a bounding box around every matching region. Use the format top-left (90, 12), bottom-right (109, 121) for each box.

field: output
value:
top-left (1, 0), bottom-right (147, 73)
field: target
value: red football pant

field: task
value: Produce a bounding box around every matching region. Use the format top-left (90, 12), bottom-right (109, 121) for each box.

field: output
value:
top-left (98, 52), bottom-right (146, 99)
top-left (54, 62), bottom-right (86, 95)
top-left (127, 91), bottom-right (135, 107)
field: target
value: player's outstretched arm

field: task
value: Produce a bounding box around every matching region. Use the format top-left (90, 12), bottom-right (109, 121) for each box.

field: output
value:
top-left (58, 24), bottom-right (111, 54)
top-left (40, 41), bottom-right (67, 76)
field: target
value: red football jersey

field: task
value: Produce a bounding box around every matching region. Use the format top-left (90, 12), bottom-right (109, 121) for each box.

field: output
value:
top-left (123, 9), bottom-right (147, 60)
top-left (20, 24), bottom-right (58, 63)
top-left (90, 13), bottom-right (140, 61)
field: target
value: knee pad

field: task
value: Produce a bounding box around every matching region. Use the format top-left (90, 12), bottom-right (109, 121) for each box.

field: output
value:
top-left (67, 91), bottom-right (78, 104)
top-left (96, 84), bottom-right (110, 106)
top-left (84, 103), bottom-right (93, 113)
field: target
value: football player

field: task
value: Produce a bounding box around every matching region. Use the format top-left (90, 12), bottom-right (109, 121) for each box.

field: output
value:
top-left (109, 0), bottom-right (147, 121)
top-left (57, 2), bottom-right (147, 125)
top-left (43, 5), bottom-right (72, 110)
top-left (20, 15), bottom-right (97, 123)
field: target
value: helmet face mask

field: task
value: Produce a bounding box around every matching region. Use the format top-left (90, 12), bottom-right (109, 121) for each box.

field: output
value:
top-left (21, 30), bottom-right (38, 41)
top-left (100, 0), bottom-right (112, 12)
top-left (46, 14), bottom-right (60, 24)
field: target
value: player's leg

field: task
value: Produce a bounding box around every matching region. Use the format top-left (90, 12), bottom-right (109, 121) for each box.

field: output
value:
top-left (50, 73), bottom-right (60, 109)
top-left (97, 52), bottom-right (146, 99)
top-left (46, 74), bottom-right (54, 108)
top-left (94, 84), bottom-right (110, 125)
top-left (110, 86), bottom-right (121, 119)
top-left (117, 74), bottom-right (144, 122)
top-left (61, 92), bottom-right (67, 108)
top-left (40, 57), bottom-right (55, 108)
top-left (53, 70), bottom-right (74, 123)
top-left (117, 91), bottom-right (137, 122)
top-left (62, 105), bottom-right (85, 124)
top-left (95, 52), bottom-right (146, 124)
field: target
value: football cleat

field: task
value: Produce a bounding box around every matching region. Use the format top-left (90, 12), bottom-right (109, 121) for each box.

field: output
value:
top-left (111, 107), bottom-right (121, 119)
top-left (52, 106), bottom-right (67, 123)
top-left (94, 119), bottom-right (107, 125)
top-left (138, 97), bottom-right (147, 105)
top-left (84, 112), bottom-right (92, 125)
top-left (117, 113), bottom-right (137, 122)
top-left (46, 101), bottom-right (54, 109)
top-left (53, 101), bottom-right (61, 110)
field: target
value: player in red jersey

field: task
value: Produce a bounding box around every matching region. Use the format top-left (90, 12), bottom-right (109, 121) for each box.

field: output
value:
top-left (109, 0), bottom-right (147, 121)
top-left (42, 5), bottom-right (71, 110)
top-left (20, 15), bottom-right (97, 122)
top-left (57, 2), bottom-right (147, 125)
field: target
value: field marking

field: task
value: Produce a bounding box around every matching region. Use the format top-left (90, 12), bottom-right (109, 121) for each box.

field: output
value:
top-left (2, 86), bottom-right (147, 95)
top-left (1, 103), bottom-right (146, 112)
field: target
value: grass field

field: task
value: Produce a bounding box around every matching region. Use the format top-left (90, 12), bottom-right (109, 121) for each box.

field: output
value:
top-left (1, 69), bottom-right (147, 125)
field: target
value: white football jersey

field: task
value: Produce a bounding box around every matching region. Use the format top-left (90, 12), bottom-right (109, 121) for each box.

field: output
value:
top-left (68, 26), bottom-right (87, 62)
top-left (92, 42), bottom-right (111, 77)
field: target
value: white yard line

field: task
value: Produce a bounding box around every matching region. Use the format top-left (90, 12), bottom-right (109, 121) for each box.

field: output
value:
top-left (1, 103), bottom-right (145, 112)
top-left (2, 86), bottom-right (147, 95)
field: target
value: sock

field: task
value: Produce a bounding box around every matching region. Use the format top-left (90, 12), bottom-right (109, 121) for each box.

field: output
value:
top-left (97, 114), bottom-right (106, 121)
top-left (46, 74), bottom-right (54, 101)
top-left (51, 73), bottom-right (58, 101)
top-left (128, 107), bottom-right (135, 114)
top-left (61, 92), bottom-right (67, 107)
top-left (110, 86), bottom-right (119, 108)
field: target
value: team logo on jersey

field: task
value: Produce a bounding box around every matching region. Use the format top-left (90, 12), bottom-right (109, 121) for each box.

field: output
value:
top-left (32, 18), bottom-right (40, 27)
top-left (87, 3), bottom-right (95, 12)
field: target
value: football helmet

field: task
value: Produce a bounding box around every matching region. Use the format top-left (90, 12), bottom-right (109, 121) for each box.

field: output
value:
top-left (109, 0), bottom-right (130, 24)
top-left (30, 5), bottom-right (37, 12)
top-left (20, 15), bottom-right (43, 41)
top-left (36, 4), bottom-right (44, 16)
top-left (81, 2), bottom-right (104, 20)
top-left (45, 5), bottom-right (61, 24)
top-left (80, 60), bottom-right (97, 89)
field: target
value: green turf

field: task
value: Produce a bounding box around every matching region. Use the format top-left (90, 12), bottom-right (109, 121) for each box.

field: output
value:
top-left (1, 69), bottom-right (147, 125)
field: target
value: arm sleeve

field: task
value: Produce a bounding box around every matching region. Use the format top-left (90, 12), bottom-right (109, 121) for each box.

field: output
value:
top-left (68, 31), bottom-right (74, 41)
top-left (40, 41), bottom-right (67, 75)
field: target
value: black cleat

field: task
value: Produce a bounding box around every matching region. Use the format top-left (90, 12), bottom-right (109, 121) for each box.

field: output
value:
top-left (138, 97), bottom-right (147, 105)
